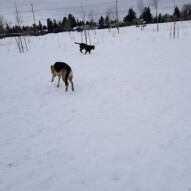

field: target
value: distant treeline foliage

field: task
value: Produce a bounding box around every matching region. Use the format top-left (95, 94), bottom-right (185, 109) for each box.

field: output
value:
top-left (0, 3), bottom-right (191, 38)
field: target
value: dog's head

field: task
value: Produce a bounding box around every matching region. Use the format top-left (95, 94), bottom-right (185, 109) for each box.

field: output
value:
top-left (50, 65), bottom-right (54, 74)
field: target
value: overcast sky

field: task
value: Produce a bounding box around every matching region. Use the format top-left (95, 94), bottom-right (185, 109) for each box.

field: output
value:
top-left (0, 0), bottom-right (190, 25)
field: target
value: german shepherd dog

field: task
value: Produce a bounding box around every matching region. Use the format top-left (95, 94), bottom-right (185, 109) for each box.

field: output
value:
top-left (74, 42), bottom-right (95, 54)
top-left (51, 62), bottom-right (74, 92)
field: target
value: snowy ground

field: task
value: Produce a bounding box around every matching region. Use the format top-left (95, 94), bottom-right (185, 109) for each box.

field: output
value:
top-left (1, 22), bottom-right (191, 191)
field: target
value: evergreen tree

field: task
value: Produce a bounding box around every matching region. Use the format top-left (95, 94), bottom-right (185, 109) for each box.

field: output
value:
top-left (158, 13), bottom-right (162, 23)
top-left (181, 4), bottom-right (191, 20)
top-left (105, 15), bottom-right (110, 28)
top-left (140, 6), bottom-right (153, 23)
top-left (77, 20), bottom-right (84, 27)
top-left (89, 19), bottom-right (95, 30)
top-left (98, 16), bottom-right (105, 29)
top-left (174, 6), bottom-right (181, 21)
top-left (47, 18), bottom-right (53, 33)
top-left (0, 17), bottom-right (5, 34)
top-left (62, 17), bottom-right (68, 30)
top-left (39, 20), bottom-right (42, 31)
top-left (123, 8), bottom-right (136, 23)
top-left (53, 19), bottom-right (57, 28)
top-left (68, 14), bottom-right (77, 29)
top-left (6, 24), bottom-right (10, 34)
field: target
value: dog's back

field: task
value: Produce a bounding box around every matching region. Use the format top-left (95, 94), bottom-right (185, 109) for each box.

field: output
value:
top-left (53, 62), bottom-right (71, 73)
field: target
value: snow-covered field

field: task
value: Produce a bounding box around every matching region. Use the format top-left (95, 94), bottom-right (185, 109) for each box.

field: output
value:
top-left (1, 22), bottom-right (191, 191)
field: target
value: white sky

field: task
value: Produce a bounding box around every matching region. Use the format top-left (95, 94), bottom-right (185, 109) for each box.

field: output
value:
top-left (0, 0), bottom-right (190, 25)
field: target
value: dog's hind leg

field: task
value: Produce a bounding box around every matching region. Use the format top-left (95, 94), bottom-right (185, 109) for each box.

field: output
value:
top-left (68, 73), bottom-right (74, 91)
top-left (71, 80), bottom-right (74, 91)
top-left (61, 71), bottom-right (68, 91)
top-left (65, 80), bottom-right (68, 92)
top-left (69, 78), bottom-right (74, 91)
top-left (57, 76), bottom-right (61, 87)
top-left (62, 79), bottom-right (68, 91)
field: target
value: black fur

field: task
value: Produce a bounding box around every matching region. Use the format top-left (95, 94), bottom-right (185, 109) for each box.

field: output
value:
top-left (74, 42), bottom-right (95, 54)
top-left (54, 62), bottom-right (71, 86)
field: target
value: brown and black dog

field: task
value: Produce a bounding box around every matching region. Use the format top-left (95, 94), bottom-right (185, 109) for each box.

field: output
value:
top-left (51, 62), bottom-right (74, 92)
top-left (74, 42), bottom-right (95, 54)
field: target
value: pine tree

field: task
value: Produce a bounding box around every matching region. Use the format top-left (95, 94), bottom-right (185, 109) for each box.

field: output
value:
top-left (68, 14), bottom-right (77, 29)
top-left (181, 4), bottom-right (191, 20)
top-left (98, 16), bottom-right (105, 29)
top-left (105, 15), bottom-right (110, 28)
top-left (140, 6), bottom-right (153, 23)
top-left (62, 17), bottom-right (68, 30)
top-left (123, 8), bottom-right (136, 24)
top-left (39, 21), bottom-right (42, 31)
top-left (174, 6), bottom-right (181, 21)
top-left (47, 18), bottom-right (53, 33)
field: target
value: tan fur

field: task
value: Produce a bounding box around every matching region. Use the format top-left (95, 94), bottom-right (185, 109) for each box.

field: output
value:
top-left (51, 65), bottom-right (74, 92)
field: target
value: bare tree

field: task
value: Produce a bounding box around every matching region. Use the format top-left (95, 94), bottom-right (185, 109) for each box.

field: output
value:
top-left (173, 1), bottom-right (176, 39)
top-left (0, 16), bottom-right (5, 38)
top-left (137, 0), bottom-right (144, 15)
top-left (81, 2), bottom-right (87, 44)
top-left (88, 10), bottom-right (98, 34)
top-left (137, 0), bottom-right (144, 30)
top-left (14, 0), bottom-right (28, 53)
top-left (108, 2), bottom-right (119, 33)
top-left (150, 0), bottom-right (160, 31)
top-left (14, 1), bottom-right (22, 28)
top-left (115, 0), bottom-right (119, 33)
top-left (106, 7), bottom-right (112, 32)
top-left (31, 3), bottom-right (38, 36)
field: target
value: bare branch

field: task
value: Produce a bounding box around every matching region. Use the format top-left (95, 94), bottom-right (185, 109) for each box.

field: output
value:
top-left (150, 0), bottom-right (160, 31)
top-left (137, 0), bottom-right (144, 15)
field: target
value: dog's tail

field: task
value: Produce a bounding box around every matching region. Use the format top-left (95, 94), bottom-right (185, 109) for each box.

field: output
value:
top-left (74, 42), bottom-right (80, 45)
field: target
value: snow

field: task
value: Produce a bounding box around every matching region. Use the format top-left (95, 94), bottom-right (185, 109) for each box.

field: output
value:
top-left (1, 22), bottom-right (191, 191)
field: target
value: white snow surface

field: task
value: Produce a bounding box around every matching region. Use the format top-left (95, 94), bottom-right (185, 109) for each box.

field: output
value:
top-left (1, 22), bottom-right (191, 191)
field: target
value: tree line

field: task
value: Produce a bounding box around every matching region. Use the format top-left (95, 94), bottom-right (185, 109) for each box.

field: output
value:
top-left (0, 3), bottom-right (191, 38)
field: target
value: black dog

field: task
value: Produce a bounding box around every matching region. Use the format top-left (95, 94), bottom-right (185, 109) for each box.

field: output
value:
top-left (74, 42), bottom-right (95, 54)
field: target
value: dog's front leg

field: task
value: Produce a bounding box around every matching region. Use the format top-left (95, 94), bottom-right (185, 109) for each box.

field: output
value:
top-left (65, 85), bottom-right (68, 92)
top-left (57, 76), bottom-right (61, 87)
top-left (51, 75), bottom-right (55, 82)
